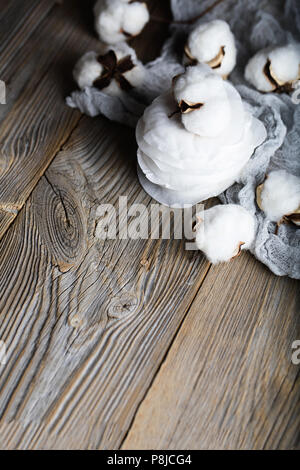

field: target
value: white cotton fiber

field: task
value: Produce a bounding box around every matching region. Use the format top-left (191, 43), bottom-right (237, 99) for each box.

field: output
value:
top-left (94, 0), bottom-right (149, 45)
top-left (258, 170), bottom-right (300, 222)
top-left (73, 52), bottom-right (103, 90)
top-left (245, 49), bottom-right (274, 92)
top-left (245, 43), bottom-right (300, 92)
top-left (122, 2), bottom-right (150, 37)
top-left (195, 204), bottom-right (256, 263)
top-left (94, 0), bottom-right (125, 45)
top-left (269, 44), bottom-right (300, 84)
top-left (173, 65), bottom-right (231, 137)
top-left (186, 20), bottom-right (236, 77)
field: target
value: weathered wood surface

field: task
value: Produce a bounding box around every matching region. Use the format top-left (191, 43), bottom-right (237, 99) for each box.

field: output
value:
top-left (0, 115), bottom-right (210, 449)
top-left (0, 0), bottom-right (299, 450)
top-left (123, 254), bottom-right (300, 449)
top-left (0, 0), bottom-right (100, 239)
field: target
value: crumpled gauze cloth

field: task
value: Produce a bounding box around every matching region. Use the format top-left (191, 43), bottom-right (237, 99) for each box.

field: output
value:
top-left (67, 0), bottom-right (300, 279)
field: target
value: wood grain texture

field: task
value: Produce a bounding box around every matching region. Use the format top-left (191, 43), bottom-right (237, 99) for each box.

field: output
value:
top-left (0, 0), bottom-right (55, 75)
top-left (0, 0), bottom-right (101, 240)
top-left (0, 115), bottom-right (211, 449)
top-left (123, 254), bottom-right (300, 450)
top-left (0, 0), bottom-right (298, 451)
top-left (0, 0), bottom-right (172, 241)
top-left (0, 0), bottom-right (58, 126)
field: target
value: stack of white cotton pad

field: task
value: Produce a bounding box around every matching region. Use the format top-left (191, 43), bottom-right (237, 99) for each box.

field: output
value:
top-left (136, 65), bottom-right (266, 207)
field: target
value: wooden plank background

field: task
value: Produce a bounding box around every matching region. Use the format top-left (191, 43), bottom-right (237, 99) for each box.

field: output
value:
top-left (0, 0), bottom-right (299, 450)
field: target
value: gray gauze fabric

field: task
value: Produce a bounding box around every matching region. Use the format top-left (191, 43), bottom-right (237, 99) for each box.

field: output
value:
top-left (67, 0), bottom-right (300, 278)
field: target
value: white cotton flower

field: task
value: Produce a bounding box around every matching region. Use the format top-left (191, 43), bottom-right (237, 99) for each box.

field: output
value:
top-left (94, 0), bottom-right (150, 45)
top-left (136, 64), bottom-right (266, 207)
top-left (194, 204), bottom-right (256, 264)
top-left (185, 20), bottom-right (236, 78)
top-left (73, 51), bottom-right (103, 89)
top-left (73, 43), bottom-right (144, 95)
top-left (245, 43), bottom-right (300, 93)
top-left (256, 170), bottom-right (300, 223)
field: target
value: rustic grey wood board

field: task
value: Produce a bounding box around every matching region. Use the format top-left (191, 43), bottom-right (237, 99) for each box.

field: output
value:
top-left (0, 115), bottom-right (210, 449)
top-left (0, 0), bottom-right (101, 239)
top-left (0, 0), bottom-right (299, 450)
top-left (123, 254), bottom-right (300, 449)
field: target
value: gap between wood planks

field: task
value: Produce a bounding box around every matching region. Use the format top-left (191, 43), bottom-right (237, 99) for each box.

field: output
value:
top-left (119, 262), bottom-right (212, 449)
top-left (121, 254), bottom-right (300, 449)
top-left (0, 0), bottom-right (227, 243)
top-left (0, 114), bottom-right (82, 231)
top-left (0, 0), bottom-right (98, 241)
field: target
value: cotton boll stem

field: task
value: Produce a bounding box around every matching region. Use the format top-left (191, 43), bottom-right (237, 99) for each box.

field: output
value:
top-left (284, 209), bottom-right (300, 227)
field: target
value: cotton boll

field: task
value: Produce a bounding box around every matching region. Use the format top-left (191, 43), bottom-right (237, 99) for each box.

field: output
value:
top-left (256, 170), bottom-right (300, 223)
top-left (245, 49), bottom-right (274, 92)
top-left (245, 43), bottom-right (300, 93)
top-left (113, 43), bottom-right (145, 89)
top-left (73, 51), bottom-right (103, 89)
top-left (94, 0), bottom-right (125, 44)
top-left (116, 44), bottom-right (145, 89)
top-left (94, 0), bottom-right (149, 45)
top-left (269, 44), bottom-right (300, 85)
top-left (173, 65), bottom-right (225, 103)
top-left (173, 65), bottom-right (231, 137)
top-left (194, 204), bottom-right (256, 263)
top-left (181, 97), bottom-right (230, 137)
top-left (185, 20), bottom-right (237, 77)
top-left (122, 2), bottom-right (150, 38)
top-left (73, 44), bottom-right (144, 96)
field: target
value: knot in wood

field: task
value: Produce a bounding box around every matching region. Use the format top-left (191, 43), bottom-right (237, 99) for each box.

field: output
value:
top-left (108, 293), bottom-right (138, 319)
top-left (35, 179), bottom-right (85, 269)
top-left (49, 189), bottom-right (83, 260)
